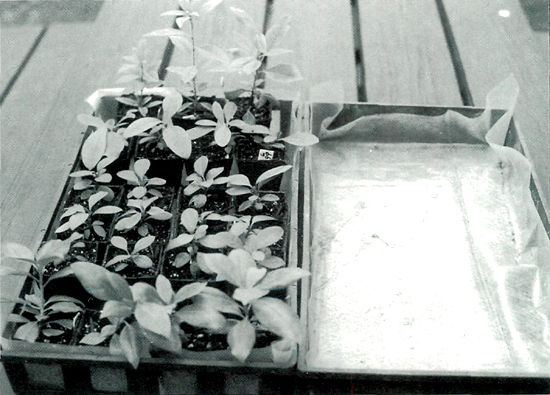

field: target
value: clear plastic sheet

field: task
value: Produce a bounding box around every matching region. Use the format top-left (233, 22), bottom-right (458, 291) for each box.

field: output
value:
top-left (304, 76), bottom-right (550, 376)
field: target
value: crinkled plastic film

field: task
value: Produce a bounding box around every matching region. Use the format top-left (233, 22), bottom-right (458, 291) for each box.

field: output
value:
top-left (303, 76), bottom-right (550, 376)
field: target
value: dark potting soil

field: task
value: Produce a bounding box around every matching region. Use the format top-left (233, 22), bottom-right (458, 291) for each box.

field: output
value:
top-left (44, 242), bottom-right (102, 278)
top-left (136, 141), bottom-right (180, 161)
top-left (35, 312), bottom-right (81, 345)
top-left (190, 134), bottom-right (231, 163)
top-left (180, 190), bottom-right (231, 215)
top-left (180, 323), bottom-right (279, 352)
top-left (76, 310), bottom-right (110, 347)
top-left (233, 97), bottom-right (272, 128)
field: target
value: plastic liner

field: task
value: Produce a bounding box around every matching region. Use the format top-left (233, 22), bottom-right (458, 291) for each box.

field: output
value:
top-left (303, 76), bottom-right (550, 376)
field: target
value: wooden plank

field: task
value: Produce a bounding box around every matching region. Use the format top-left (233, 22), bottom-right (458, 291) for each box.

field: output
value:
top-left (0, 25), bottom-right (45, 96)
top-left (267, 0), bottom-right (357, 102)
top-left (0, 0), bottom-right (175, 344)
top-left (358, 0), bottom-right (462, 106)
top-left (443, 0), bottom-right (549, 206)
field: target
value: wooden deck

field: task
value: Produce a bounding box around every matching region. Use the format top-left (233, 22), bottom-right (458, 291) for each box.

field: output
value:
top-left (1, 1), bottom-right (548, 393)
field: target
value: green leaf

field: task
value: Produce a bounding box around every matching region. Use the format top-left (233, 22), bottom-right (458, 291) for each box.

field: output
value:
top-left (257, 267), bottom-right (310, 290)
top-left (71, 262), bottom-right (132, 301)
top-left (228, 318), bottom-right (256, 363)
top-left (226, 187), bottom-right (252, 196)
top-left (135, 302), bottom-right (172, 338)
top-left (77, 114), bottom-right (105, 128)
top-left (141, 323), bottom-right (181, 354)
top-left (271, 338), bottom-right (294, 364)
top-left (173, 252), bottom-right (191, 268)
top-left (14, 321), bottom-right (39, 342)
top-left (162, 91), bottom-right (183, 122)
top-left (79, 332), bottom-right (108, 345)
top-left (228, 249), bottom-right (257, 287)
top-left (36, 239), bottom-right (71, 265)
top-left (260, 194), bottom-right (280, 202)
top-left (174, 282), bottom-right (207, 304)
top-left (255, 165), bottom-right (292, 189)
top-left (199, 253), bottom-right (235, 283)
top-left (175, 304), bottom-right (226, 330)
top-left (183, 183), bottom-right (201, 197)
top-left (214, 125), bottom-right (231, 147)
top-left (145, 28), bottom-right (188, 37)
top-left (223, 102), bottom-right (238, 122)
top-left (95, 173), bottom-right (113, 184)
top-left (147, 206), bottom-right (173, 221)
top-left (105, 254), bottom-right (130, 268)
top-left (115, 212), bottom-right (142, 231)
top-left (129, 186), bottom-right (147, 199)
top-left (89, 191), bottom-right (108, 211)
top-left (194, 287), bottom-right (243, 316)
top-left (2, 242), bottom-right (34, 261)
top-left (199, 232), bottom-right (242, 249)
top-left (252, 298), bottom-right (300, 342)
top-left (156, 275), bottom-right (174, 305)
top-left (117, 170), bottom-right (140, 184)
top-left (105, 132), bottom-right (126, 160)
top-left (120, 323), bottom-right (141, 369)
top-left (8, 314), bottom-right (30, 323)
top-left (265, 16), bottom-right (291, 50)
top-left (245, 226), bottom-right (284, 252)
top-left (100, 300), bottom-right (133, 320)
top-left (163, 125), bottom-right (191, 159)
top-left (180, 208), bottom-right (199, 233)
top-left (228, 174), bottom-right (252, 188)
top-left (281, 133), bottom-right (319, 147)
top-left (94, 206), bottom-right (122, 215)
top-left (70, 170), bottom-right (94, 178)
top-left (264, 64), bottom-right (303, 83)
top-left (230, 7), bottom-right (258, 32)
top-left (133, 255), bottom-right (153, 269)
top-left (82, 128), bottom-right (108, 170)
top-left (233, 287), bottom-right (269, 305)
top-left (189, 194), bottom-right (207, 208)
top-left (193, 156), bottom-right (208, 178)
top-left (0, 266), bottom-right (32, 276)
top-left (147, 177), bottom-right (166, 186)
top-left (47, 301), bottom-right (83, 314)
top-left (131, 282), bottom-right (163, 304)
top-left (111, 236), bottom-right (128, 253)
top-left (123, 117), bottom-right (162, 139)
top-left (258, 255), bottom-right (285, 269)
top-left (166, 234), bottom-right (194, 252)
top-left (133, 159), bottom-right (150, 180)
top-left (42, 329), bottom-right (65, 337)
top-left (69, 212), bottom-right (89, 230)
top-left (167, 65), bottom-right (197, 84)
top-left (133, 235), bottom-right (155, 254)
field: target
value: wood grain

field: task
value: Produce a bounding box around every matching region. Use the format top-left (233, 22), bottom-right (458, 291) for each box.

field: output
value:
top-left (444, 0), bottom-right (549, 208)
top-left (267, 0), bottom-right (357, 102)
top-left (0, 25), bottom-right (45, 95)
top-left (358, 0), bottom-right (462, 106)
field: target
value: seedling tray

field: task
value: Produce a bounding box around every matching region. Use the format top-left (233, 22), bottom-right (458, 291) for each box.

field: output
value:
top-left (297, 102), bottom-right (550, 392)
top-left (1, 89), bottom-right (301, 394)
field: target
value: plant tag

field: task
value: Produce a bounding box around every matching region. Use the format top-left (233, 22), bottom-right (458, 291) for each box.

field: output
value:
top-left (258, 149), bottom-right (274, 161)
